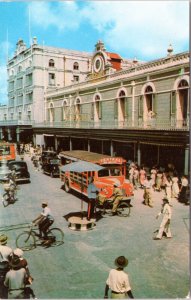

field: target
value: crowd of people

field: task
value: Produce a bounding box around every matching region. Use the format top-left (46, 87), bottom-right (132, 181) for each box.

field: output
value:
top-left (0, 234), bottom-right (36, 299)
top-left (127, 162), bottom-right (189, 206)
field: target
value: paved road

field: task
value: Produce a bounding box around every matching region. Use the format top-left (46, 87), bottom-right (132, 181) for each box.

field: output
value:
top-left (0, 155), bottom-right (189, 299)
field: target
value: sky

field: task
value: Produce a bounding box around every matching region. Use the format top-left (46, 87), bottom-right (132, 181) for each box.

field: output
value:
top-left (0, 0), bottom-right (189, 104)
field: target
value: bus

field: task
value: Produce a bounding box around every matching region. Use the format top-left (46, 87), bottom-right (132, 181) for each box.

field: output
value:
top-left (59, 150), bottom-right (134, 201)
top-left (0, 142), bottom-right (16, 161)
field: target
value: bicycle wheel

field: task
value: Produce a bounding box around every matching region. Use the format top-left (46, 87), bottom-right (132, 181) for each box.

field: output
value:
top-left (117, 202), bottom-right (131, 217)
top-left (47, 228), bottom-right (64, 246)
top-left (2, 193), bottom-right (9, 207)
top-left (16, 232), bottom-right (36, 251)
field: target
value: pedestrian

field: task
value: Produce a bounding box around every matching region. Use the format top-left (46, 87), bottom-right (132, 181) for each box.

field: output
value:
top-left (133, 166), bottom-right (139, 190)
top-left (0, 251), bottom-right (10, 299)
top-left (153, 198), bottom-right (172, 240)
top-left (143, 176), bottom-right (153, 207)
top-left (139, 166), bottom-right (146, 189)
top-left (87, 177), bottom-right (99, 220)
top-left (150, 166), bottom-right (157, 190)
top-left (32, 202), bottom-right (54, 239)
top-left (4, 256), bottom-right (27, 299)
top-left (155, 169), bottom-right (163, 192)
top-left (104, 255), bottom-right (134, 299)
top-left (111, 184), bottom-right (124, 216)
top-left (171, 172), bottom-right (180, 198)
top-left (178, 175), bottom-right (189, 204)
top-left (0, 235), bottom-right (12, 262)
top-left (165, 176), bottom-right (172, 203)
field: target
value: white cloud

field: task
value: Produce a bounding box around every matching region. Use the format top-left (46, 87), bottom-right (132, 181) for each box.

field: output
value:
top-left (29, 1), bottom-right (189, 60)
top-left (29, 1), bottom-right (81, 31)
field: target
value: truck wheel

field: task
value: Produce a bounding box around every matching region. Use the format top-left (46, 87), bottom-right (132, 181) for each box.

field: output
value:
top-left (64, 179), bottom-right (71, 193)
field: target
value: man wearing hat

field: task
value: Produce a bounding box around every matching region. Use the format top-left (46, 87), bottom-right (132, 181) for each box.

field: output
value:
top-left (32, 202), bottom-right (54, 239)
top-left (4, 256), bottom-right (27, 299)
top-left (111, 183), bottom-right (124, 215)
top-left (104, 256), bottom-right (134, 299)
top-left (0, 234), bottom-right (12, 262)
top-left (153, 198), bottom-right (172, 240)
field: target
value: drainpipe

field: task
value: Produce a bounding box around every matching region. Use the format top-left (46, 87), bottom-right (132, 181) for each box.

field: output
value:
top-left (131, 80), bottom-right (135, 127)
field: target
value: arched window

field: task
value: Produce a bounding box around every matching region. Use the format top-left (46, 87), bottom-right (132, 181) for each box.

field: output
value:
top-left (49, 59), bottom-right (55, 67)
top-left (115, 90), bottom-right (127, 125)
top-left (73, 62), bottom-right (79, 70)
top-left (49, 103), bottom-right (54, 123)
top-left (18, 65), bottom-right (22, 73)
top-left (144, 85), bottom-right (155, 115)
top-left (177, 79), bottom-right (189, 126)
top-left (94, 95), bottom-right (102, 121)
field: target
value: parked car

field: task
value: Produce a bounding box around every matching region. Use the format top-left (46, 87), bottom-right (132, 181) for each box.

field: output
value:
top-left (8, 161), bottom-right (30, 183)
top-left (42, 159), bottom-right (60, 177)
top-left (40, 151), bottom-right (57, 165)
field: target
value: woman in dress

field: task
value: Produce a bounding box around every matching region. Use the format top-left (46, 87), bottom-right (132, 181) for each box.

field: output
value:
top-left (171, 172), bottom-right (180, 198)
top-left (139, 166), bottom-right (146, 188)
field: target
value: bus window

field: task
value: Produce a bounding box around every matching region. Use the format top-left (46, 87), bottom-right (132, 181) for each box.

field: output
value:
top-left (110, 168), bottom-right (121, 176)
top-left (98, 169), bottom-right (110, 177)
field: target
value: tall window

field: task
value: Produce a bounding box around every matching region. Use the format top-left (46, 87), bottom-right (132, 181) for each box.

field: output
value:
top-left (75, 98), bottom-right (81, 121)
top-left (177, 79), bottom-right (189, 126)
top-left (73, 62), bottom-right (79, 70)
top-left (49, 59), bottom-right (55, 67)
top-left (73, 75), bottom-right (79, 83)
top-left (94, 95), bottom-right (102, 121)
top-left (49, 73), bottom-right (55, 86)
top-left (62, 100), bottom-right (68, 121)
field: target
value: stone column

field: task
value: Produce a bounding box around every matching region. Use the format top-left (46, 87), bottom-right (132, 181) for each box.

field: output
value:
top-left (69, 137), bottom-right (72, 151)
top-left (16, 128), bottom-right (20, 143)
top-left (137, 142), bottom-right (141, 166)
top-left (55, 136), bottom-right (58, 152)
top-left (8, 128), bottom-right (11, 141)
top-left (110, 140), bottom-right (114, 157)
top-left (88, 139), bottom-right (90, 152)
top-left (0, 128), bottom-right (3, 140)
top-left (184, 146), bottom-right (189, 175)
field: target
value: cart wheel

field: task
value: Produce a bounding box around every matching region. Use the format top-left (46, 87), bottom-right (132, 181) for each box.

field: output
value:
top-left (117, 202), bottom-right (131, 217)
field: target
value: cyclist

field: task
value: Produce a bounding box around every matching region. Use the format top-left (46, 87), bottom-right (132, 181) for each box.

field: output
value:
top-left (32, 202), bottom-right (54, 239)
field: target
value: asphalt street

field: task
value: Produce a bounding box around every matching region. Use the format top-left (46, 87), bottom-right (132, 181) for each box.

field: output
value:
top-left (0, 155), bottom-right (190, 299)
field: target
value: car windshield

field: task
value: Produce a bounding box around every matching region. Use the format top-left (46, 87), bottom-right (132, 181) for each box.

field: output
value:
top-left (98, 167), bottom-right (122, 177)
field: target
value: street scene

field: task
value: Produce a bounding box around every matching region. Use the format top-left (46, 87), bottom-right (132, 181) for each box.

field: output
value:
top-left (0, 1), bottom-right (189, 299)
top-left (0, 153), bottom-right (189, 299)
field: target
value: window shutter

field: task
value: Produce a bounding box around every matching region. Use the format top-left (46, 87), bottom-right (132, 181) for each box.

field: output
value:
top-left (98, 102), bottom-right (102, 119)
top-left (170, 91), bottom-right (176, 115)
top-left (152, 94), bottom-right (156, 113)
top-left (91, 103), bottom-right (94, 120)
top-left (125, 97), bottom-right (128, 117)
top-left (114, 99), bottom-right (118, 119)
top-left (139, 95), bottom-right (143, 117)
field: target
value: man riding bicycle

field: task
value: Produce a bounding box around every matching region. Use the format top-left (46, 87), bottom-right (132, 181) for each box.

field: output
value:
top-left (32, 202), bottom-right (54, 239)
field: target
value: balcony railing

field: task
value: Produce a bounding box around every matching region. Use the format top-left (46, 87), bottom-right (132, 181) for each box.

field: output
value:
top-left (32, 119), bottom-right (189, 131)
top-left (0, 118), bottom-right (189, 131)
top-left (0, 120), bottom-right (34, 126)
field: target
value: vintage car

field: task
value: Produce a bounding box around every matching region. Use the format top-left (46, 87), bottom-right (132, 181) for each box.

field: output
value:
top-left (40, 151), bottom-right (57, 165)
top-left (8, 160), bottom-right (30, 183)
top-left (42, 159), bottom-right (60, 177)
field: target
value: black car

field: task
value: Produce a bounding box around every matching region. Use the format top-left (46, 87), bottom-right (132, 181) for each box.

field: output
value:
top-left (42, 159), bottom-right (60, 177)
top-left (8, 161), bottom-right (30, 183)
top-left (40, 151), bottom-right (57, 165)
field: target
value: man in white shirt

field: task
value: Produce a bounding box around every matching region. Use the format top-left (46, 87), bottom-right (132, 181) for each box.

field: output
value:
top-left (153, 198), bottom-right (172, 240)
top-left (32, 202), bottom-right (54, 238)
top-left (104, 256), bottom-right (134, 299)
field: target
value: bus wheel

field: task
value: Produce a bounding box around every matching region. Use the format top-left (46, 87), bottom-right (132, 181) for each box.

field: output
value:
top-left (64, 180), bottom-right (71, 193)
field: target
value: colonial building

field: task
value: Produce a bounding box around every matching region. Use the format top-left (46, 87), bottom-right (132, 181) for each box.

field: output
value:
top-left (1, 37), bottom-right (92, 142)
top-left (1, 39), bottom-right (190, 174)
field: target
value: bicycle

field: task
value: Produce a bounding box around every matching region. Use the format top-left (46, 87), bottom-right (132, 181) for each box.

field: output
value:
top-left (15, 224), bottom-right (64, 251)
top-left (2, 183), bottom-right (18, 207)
top-left (96, 197), bottom-right (132, 217)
